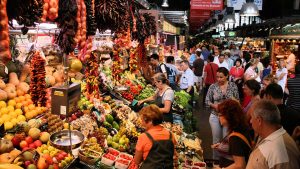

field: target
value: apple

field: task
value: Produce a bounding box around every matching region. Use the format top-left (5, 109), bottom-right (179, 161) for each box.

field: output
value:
top-left (43, 154), bottom-right (53, 165)
top-left (24, 161), bottom-right (32, 167)
top-left (39, 132), bottom-right (50, 143)
top-left (23, 151), bottom-right (34, 161)
top-left (56, 154), bottom-right (64, 161)
top-left (25, 136), bottom-right (33, 144)
top-left (20, 140), bottom-right (28, 149)
top-left (34, 140), bottom-right (42, 147)
top-left (60, 151), bottom-right (68, 158)
top-left (71, 114), bottom-right (77, 120)
top-left (23, 147), bottom-right (30, 151)
top-left (11, 137), bottom-right (21, 147)
top-left (29, 143), bottom-right (36, 149)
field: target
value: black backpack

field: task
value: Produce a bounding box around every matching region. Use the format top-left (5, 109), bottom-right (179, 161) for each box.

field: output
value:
top-left (159, 63), bottom-right (176, 84)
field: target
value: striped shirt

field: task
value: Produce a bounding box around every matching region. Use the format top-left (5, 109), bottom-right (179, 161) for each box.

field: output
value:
top-left (287, 76), bottom-right (300, 111)
top-left (246, 127), bottom-right (300, 169)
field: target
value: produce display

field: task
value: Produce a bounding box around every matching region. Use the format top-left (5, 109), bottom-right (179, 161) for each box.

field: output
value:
top-left (41, 0), bottom-right (59, 21)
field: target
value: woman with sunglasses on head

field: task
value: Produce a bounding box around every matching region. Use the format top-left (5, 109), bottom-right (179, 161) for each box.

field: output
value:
top-left (205, 67), bottom-right (239, 163)
top-left (138, 73), bottom-right (174, 123)
top-left (213, 99), bottom-right (252, 169)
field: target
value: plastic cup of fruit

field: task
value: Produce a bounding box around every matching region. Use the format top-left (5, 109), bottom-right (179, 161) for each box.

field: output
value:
top-left (101, 153), bottom-right (117, 166)
top-left (115, 159), bottom-right (130, 169)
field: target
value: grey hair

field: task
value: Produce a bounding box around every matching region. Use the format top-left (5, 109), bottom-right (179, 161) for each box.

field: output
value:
top-left (253, 100), bottom-right (281, 125)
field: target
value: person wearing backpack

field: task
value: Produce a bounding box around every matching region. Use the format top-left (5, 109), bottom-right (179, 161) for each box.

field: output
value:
top-left (149, 53), bottom-right (168, 78)
top-left (212, 99), bottom-right (252, 169)
top-left (165, 56), bottom-right (180, 91)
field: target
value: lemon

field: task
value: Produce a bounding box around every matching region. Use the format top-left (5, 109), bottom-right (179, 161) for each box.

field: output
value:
top-left (17, 115), bottom-right (26, 122)
top-left (15, 103), bottom-right (23, 109)
top-left (4, 121), bottom-right (14, 130)
top-left (11, 119), bottom-right (18, 126)
top-left (7, 105), bottom-right (14, 113)
top-left (7, 100), bottom-right (16, 107)
top-left (14, 109), bottom-right (23, 116)
top-left (9, 112), bottom-right (18, 119)
top-left (0, 107), bottom-right (9, 115)
top-left (0, 101), bottom-right (6, 109)
top-left (2, 114), bottom-right (11, 122)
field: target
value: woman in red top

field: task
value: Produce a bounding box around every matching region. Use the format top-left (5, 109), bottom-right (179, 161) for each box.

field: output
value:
top-left (203, 54), bottom-right (219, 105)
top-left (230, 59), bottom-right (244, 99)
top-left (133, 104), bottom-right (177, 168)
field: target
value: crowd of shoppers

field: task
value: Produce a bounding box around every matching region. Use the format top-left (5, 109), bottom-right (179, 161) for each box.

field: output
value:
top-left (141, 43), bottom-right (300, 169)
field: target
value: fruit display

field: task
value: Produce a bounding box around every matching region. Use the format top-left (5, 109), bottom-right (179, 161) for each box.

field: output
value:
top-left (43, 113), bottom-right (63, 134)
top-left (79, 137), bottom-right (104, 164)
top-left (136, 84), bottom-right (155, 100)
top-left (29, 51), bottom-right (47, 107)
top-left (70, 114), bottom-right (98, 137)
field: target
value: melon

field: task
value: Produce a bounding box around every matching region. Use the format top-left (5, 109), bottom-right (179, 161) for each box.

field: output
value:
top-left (70, 59), bottom-right (82, 72)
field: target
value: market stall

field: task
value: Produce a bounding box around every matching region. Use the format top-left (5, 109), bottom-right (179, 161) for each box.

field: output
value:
top-left (0, 0), bottom-right (204, 169)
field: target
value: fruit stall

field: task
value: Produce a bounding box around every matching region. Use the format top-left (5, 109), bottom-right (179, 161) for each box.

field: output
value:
top-left (0, 0), bottom-right (204, 169)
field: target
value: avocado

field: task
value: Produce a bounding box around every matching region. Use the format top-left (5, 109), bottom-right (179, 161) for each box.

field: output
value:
top-left (105, 114), bottom-right (114, 124)
top-left (112, 121), bottom-right (119, 130)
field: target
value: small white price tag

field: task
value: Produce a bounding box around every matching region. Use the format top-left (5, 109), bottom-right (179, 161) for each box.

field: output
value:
top-left (4, 66), bottom-right (8, 74)
top-left (60, 106), bottom-right (67, 115)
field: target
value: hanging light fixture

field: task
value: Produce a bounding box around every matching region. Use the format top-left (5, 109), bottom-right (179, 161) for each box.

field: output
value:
top-left (239, 0), bottom-right (259, 16)
top-left (224, 14), bottom-right (236, 24)
top-left (161, 0), bottom-right (169, 7)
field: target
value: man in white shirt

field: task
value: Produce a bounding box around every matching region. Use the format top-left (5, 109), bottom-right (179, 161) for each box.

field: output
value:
top-left (286, 48), bottom-right (296, 72)
top-left (247, 100), bottom-right (300, 169)
top-left (214, 54), bottom-right (229, 70)
top-left (179, 60), bottom-right (195, 95)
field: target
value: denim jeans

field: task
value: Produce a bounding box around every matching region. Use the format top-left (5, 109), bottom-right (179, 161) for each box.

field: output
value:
top-left (209, 113), bottom-right (228, 160)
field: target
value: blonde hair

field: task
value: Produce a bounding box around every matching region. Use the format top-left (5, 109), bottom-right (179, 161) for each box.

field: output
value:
top-left (139, 104), bottom-right (163, 125)
top-left (249, 58), bottom-right (258, 66)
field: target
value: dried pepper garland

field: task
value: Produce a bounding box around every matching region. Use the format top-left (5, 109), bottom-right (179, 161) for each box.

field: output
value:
top-left (129, 48), bottom-right (138, 72)
top-left (7, 0), bottom-right (43, 34)
top-left (95, 0), bottom-right (130, 33)
top-left (56, 0), bottom-right (78, 54)
top-left (30, 51), bottom-right (47, 106)
top-left (84, 0), bottom-right (97, 36)
top-left (111, 49), bottom-right (122, 83)
top-left (84, 51), bottom-right (100, 100)
top-left (132, 12), bottom-right (156, 43)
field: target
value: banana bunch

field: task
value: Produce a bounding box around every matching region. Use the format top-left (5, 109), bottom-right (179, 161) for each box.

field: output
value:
top-left (12, 157), bottom-right (23, 166)
top-left (0, 164), bottom-right (23, 169)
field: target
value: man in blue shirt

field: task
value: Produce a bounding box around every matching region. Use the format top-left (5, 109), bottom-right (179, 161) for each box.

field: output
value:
top-left (180, 60), bottom-right (195, 96)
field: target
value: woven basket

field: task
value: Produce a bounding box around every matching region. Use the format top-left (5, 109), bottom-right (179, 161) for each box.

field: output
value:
top-left (78, 151), bottom-right (98, 165)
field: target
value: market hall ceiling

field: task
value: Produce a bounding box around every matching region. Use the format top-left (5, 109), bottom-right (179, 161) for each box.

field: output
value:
top-left (147, 0), bottom-right (190, 26)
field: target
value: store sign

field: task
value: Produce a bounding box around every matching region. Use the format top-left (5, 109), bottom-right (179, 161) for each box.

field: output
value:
top-left (212, 34), bottom-right (221, 38)
top-left (220, 31), bottom-right (225, 37)
top-left (190, 0), bottom-right (224, 10)
top-left (227, 0), bottom-right (262, 10)
top-left (227, 31), bottom-right (236, 37)
top-left (190, 10), bottom-right (211, 18)
top-left (163, 21), bottom-right (177, 34)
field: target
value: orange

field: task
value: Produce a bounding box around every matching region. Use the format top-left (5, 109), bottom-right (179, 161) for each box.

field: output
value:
top-left (14, 97), bottom-right (20, 103)
top-left (22, 100), bottom-right (29, 106)
top-left (7, 100), bottom-right (16, 107)
top-left (28, 104), bottom-right (35, 110)
top-left (15, 103), bottom-right (23, 109)
top-left (19, 96), bottom-right (26, 102)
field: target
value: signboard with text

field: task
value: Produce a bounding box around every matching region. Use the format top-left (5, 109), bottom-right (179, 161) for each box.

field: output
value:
top-left (227, 0), bottom-right (262, 10)
top-left (190, 0), bottom-right (224, 10)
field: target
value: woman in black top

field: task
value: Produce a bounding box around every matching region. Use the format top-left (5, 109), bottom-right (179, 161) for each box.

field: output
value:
top-left (212, 99), bottom-right (252, 169)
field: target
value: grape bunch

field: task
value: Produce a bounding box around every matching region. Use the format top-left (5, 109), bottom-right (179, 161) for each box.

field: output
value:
top-left (89, 127), bottom-right (108, 147)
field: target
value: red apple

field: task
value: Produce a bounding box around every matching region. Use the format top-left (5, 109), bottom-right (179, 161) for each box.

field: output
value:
top-left (20, 140), bottom-right (28, 149)
top-left (71, 114), bottom-right (77, 120)
top-left (23, 147), bottom-right (30, 151)
top-left (25, 136), bottom-right (33, 144)
top-left (56, 154), bottom-right (64, 161)
top-left (43, 154), bottom-right (53, 165)
top-left (11, 137), bottom-right (21, 147)
top-left (29, 143), bottom-right (36, 149)
top-left (34, 140), bottom-right (42, 147)
top-left (24, 160), bottom-right (31, 167)
top-left (60, 151), bottom-right (68, 157)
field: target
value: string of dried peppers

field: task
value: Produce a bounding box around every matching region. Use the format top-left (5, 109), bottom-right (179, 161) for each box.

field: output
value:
top-left (30, 51), bottom-right (47, 106)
